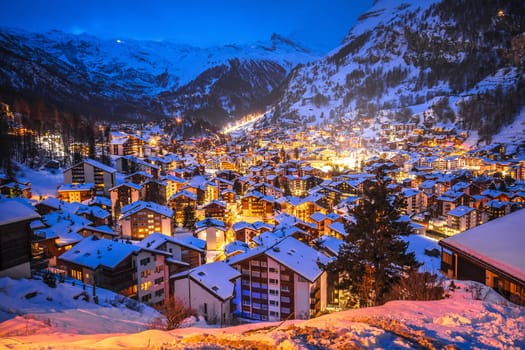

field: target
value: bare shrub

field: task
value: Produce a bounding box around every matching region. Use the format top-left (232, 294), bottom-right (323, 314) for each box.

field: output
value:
top-left (469, 283), bottom-right (488, 301)
top-left (148, 296), bottom-right (191, 330)
top-left (386, 269), bottom-right (444, 302)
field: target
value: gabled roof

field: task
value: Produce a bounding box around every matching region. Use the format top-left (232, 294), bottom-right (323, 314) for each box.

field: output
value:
top-left (169, 190), bottom-right (198, 201)
top-left (265, 236), bottom-right (330, 283)
top-left (68, 158), bottom-right (116, 174)
top-left (58, 183), bottom-right (95, 192)
top-left (59, 235), bottom-right (140, 270)
top-left (0, 199), bottom-right (40, 226)
top-left (137, 232), bottom-right (204, 253)
top-left (195, 217), bottom-right (225, 229)
top-left (108, 182), bottom-right (143, 192)
top-left (440, 208), bottom-right (525, 284)
top-left (328, 221), bottom-right (347, 236)
top-left (447, 205), bottom-right (475, 217)
top-left (120, 201), bottom-right (173, 218)
top-left (172, 261), bottom-right (241, 301)
top-left (315, 235), bottom-right (344, 256)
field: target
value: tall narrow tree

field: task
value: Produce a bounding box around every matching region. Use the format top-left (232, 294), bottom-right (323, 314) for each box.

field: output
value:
top-left (324, 178), bottom-right (420, 308)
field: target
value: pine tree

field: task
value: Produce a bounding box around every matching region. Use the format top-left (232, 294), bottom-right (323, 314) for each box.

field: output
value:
top-left (324, 179), bottom-right (420, 308)
top-left (183, 205), bottom-right (196, 229)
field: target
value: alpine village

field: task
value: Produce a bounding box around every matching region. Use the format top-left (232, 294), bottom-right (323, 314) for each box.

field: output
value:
top-left (0, 1), bottom-right (524, 348)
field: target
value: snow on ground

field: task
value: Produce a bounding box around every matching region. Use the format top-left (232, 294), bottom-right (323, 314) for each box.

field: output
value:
top-left (14, 164), bottom-right (63, 200)
top-left (404, 234), bottom-right (442, 274)
top-left (0, 279), bottom-right (523, 349)
top-left (492, 106), bottom-right (525, 145)
top-left (0, 276), bottom-right (161, 336)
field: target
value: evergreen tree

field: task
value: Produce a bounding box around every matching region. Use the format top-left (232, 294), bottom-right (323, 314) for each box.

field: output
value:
top-left (233, 180), bottom-right (243, 195)
top-left (324, 179), bottom-right (420, 308)
top-left (182, 205), bottom-right (196, 229)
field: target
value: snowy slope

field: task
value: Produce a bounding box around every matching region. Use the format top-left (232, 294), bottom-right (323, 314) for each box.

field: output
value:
top-left (0, 279), bottom-right (523, 349)
top-left (270, 0), bottom-right (525, 142)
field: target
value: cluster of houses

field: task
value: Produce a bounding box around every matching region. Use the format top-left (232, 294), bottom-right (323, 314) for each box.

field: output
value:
top-left (1, 120), bottom-right (524, 324)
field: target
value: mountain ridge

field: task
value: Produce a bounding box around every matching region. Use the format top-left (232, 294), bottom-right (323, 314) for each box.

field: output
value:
top-left (268, 0), bottom-right (525, 142)
top-left (0, 26), bottom-right (319, 124)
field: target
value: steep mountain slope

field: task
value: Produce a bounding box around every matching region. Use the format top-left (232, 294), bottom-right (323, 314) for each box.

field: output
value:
top-left (270, 0), bottom-right (525, 142)
top-left (0, 28), bottom-right (317, 124)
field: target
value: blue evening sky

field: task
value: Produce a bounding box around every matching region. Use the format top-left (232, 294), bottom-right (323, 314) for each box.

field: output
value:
top-left (0, 0), bottom-right (374, 51)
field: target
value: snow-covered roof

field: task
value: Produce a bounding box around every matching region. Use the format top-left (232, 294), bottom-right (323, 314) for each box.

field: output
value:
top-left (108, 182), bottom-right (143, 191)
top-left (0, 199), bottom-right (40, 226)
top-left (224, 240), bottom-right (250, 256)
top-left (81, 225), bottom-right (118, 237)
top-left (265, 236), bottom-right (329, 283)
top-left (172, 261), bottom-right (240, 301)
top-left (83, 158), bottom-right (117, 174)
top-left (59, 235), bottom-right (140, 270)
top-left (137, 232), bottom-right (204, 253)
top-left (120, 201), bottom-right (173, 218)
top-left (447, 205), bottom-right (475, 217)
top-left (232, 221), bottom-right (255, 231)
top-left (328, 221), bottom-right (347, 236)
top-left (440, 208), bottom-right (525, 284)
top-left (315, 235), bottom-right (344, 256)
top-left (195, 217), bottom-right (225, 229)
top-left (58, 183), bottom-right (95, 191)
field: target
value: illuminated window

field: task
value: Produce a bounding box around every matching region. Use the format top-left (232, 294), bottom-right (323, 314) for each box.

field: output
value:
top-left (141, 281), bottom-right (152, 291)
top-left (71, 269), bottom-right (82, 281)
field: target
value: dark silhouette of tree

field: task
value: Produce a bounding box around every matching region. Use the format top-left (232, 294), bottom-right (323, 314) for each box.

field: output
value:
top-left (324, 178), bottom-right (420, 308)
top-left (183, 205), bottom-right (196, 229)
top-left (233, 180), bottom-right (243, 195)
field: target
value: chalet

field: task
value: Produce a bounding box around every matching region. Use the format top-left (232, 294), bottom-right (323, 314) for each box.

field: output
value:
top-left (228, 236), bottom-right (329, 321)
top-left (484, 200), bottom-right (511, 220)
top-left (233, 221), bottom-right (273, 243)
top-left (161, 175), bottom-right (187, 199)
top-left (58, 235), bottom-right (170, 305)
top-left (201, 200), bottom-right (227, 222)
top-left (445, 206), bottom-right (481, 235)
top-left (119, 201), bottom-right (173, 240)
top-left (224, 240), bottom-right (250, 258)
top-left (241, 191), bottom-right (275, 223)
top-left (31, 210), bottom-right (91, 264)
top-left (440, 209), bottom-right (525, 305)
top-left (277, 195), bottom-right (325, 223)
top-left (116, 156), bottom-right (159, 178)
top-left (142, 179), bottom-right (168, 205)
top-left (109, 131), bottom-right (145, 157)
top-left (138, 232), bottom-right (204, 276)
top-left (79, 225), bottom-right (118, 240)
top-left (172, 262), bottom-right (241, 326)
top-left (63, 159), bottom-right (116, 197)
top-left (400, 188), bottom-right (424, 215)
top-left (220, 189), bottom-right (237, 204)
top-left (109, 182), bottom-right (144, 219)
top-left (0, 199), bottom-right (40, 278)
top-left (168, 190), bottom-right (198, 227)
top-left (0, 182), bottom-right (32, 199)
top-left (212, 177), bottom-right (235, 194)
top-left (75, 204), bottom-right (111, 226)
top-left (125, 171), bottom-right (154, 185)
top-left (437, 191), bottom-right (474, 216)
top-left (246, 182), bottom-right (283, 199)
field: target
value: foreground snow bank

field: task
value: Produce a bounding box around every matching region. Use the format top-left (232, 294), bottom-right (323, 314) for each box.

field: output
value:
top-left (0, 279), bottom-right (523, 349)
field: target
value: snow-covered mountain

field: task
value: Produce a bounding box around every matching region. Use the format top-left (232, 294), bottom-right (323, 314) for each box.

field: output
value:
top-left (0, 28), bottom-right (318, 123)
top-left (269, 0), bottom-right (525, 142)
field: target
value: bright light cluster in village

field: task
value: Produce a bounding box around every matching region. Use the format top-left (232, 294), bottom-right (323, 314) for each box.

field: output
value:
top-left (2, 102), bottom-right (524, 327)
